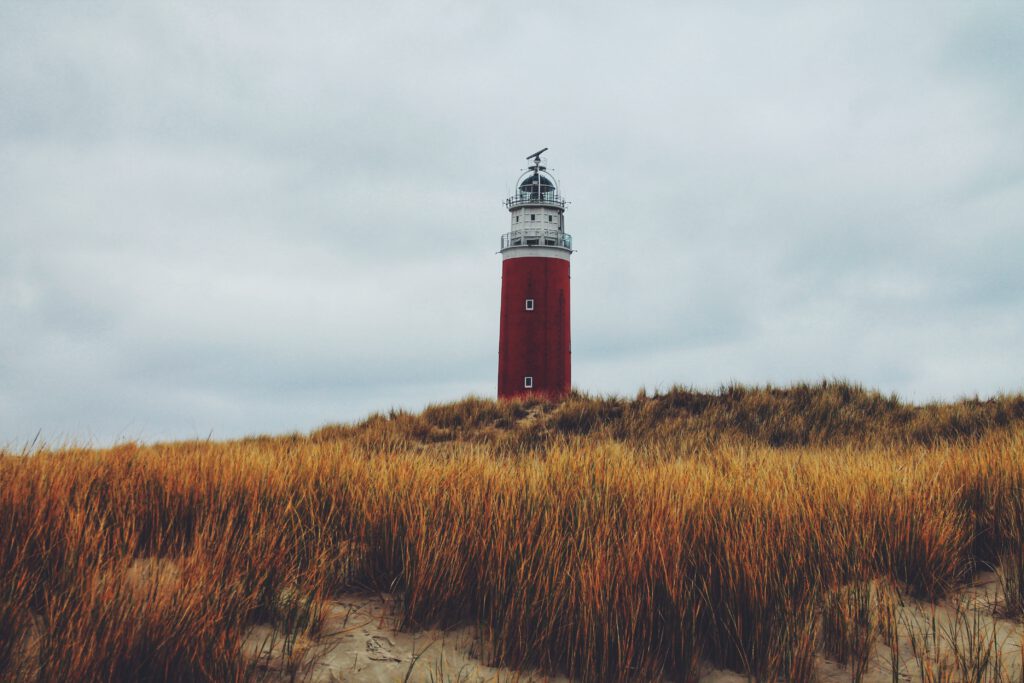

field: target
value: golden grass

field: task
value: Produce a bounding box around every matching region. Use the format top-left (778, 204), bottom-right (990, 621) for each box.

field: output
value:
top-left (2, 382), bottom-right (1024, 682)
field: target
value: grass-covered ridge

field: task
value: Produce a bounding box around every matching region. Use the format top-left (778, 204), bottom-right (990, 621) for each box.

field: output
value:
top-left (311, 380), bottom-right (1024, 451)
top-left (2, 381), bottom-right (1024, 681)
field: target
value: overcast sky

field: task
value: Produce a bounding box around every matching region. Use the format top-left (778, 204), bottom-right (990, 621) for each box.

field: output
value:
top-left (2, 2), bottom-right (1023, 446)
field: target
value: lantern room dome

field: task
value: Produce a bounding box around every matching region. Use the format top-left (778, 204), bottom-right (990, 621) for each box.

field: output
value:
top-left (516, 170), bottom-right (558, 201)
top-left (518, 172), bottom-right (556, 193)
top-left (506, 152), bottom-right (566, 209)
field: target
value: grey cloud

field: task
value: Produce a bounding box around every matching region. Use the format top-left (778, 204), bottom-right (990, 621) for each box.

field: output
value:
top-left (2, 1), bottom-right (1022, 446)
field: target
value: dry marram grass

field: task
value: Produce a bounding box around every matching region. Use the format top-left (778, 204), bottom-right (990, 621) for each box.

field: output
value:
top-left (2, 382), bottom-right (1024, 681)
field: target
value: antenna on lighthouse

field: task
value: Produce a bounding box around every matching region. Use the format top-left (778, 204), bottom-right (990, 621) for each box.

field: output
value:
top-left (527, 147), bottom-right (548, 170)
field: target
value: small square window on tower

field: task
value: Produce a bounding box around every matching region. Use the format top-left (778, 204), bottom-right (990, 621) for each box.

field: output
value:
top-left (547, 215), bottom-right (553, 221)
top-left (524, 376), bottom-right (534, 389)
top-left (525, 299), bottom-right (534, 311)
top-left (530, 214), bottom-right (535, 221)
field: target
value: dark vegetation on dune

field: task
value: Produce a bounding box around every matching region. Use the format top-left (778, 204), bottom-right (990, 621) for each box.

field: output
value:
top-left (310, 380), bottom-right (1024, 451)
top-left (2, 381), bottom-right (1024, 682)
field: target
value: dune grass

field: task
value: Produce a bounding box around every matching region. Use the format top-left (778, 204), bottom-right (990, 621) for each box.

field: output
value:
top-left (2, 381), bottom-right (1024, 681)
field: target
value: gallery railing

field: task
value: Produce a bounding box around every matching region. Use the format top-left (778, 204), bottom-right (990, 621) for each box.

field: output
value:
top-left (500, 228), bottom-right (573, 250)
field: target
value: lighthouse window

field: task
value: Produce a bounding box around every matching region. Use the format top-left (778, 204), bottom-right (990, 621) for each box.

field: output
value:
top-left (515, 216), bottom-right (519, 223)
top-left (530, 214), bottom-right (535, 221)
top-left (524, 376), bottom-right (534, 389)
top-left (525, 299), bottom-right (534, 311)
top-left (547, 215), bottom-right (553, 222)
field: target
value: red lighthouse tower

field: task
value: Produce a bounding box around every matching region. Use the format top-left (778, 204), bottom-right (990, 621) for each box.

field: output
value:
top-left (497, 148), bottom-right (573, 399)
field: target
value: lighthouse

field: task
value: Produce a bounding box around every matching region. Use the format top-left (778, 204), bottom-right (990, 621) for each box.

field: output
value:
top-left (497, 148), bottom-right (573, 399)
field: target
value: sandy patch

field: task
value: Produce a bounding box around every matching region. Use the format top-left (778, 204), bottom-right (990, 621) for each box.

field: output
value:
top-left (244, 593), bottom-right (571, 683)
top-left (246, 573), bottom-right (1024, 682)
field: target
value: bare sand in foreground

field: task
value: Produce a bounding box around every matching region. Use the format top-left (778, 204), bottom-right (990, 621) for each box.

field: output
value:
top-left (246, 571), bottom-right (1023, 682)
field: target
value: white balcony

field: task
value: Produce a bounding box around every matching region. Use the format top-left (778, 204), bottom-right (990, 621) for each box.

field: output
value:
top-left (500, 227), bottom-right (572, 251)
top-left (505, 192), bottom-right (567, 209)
